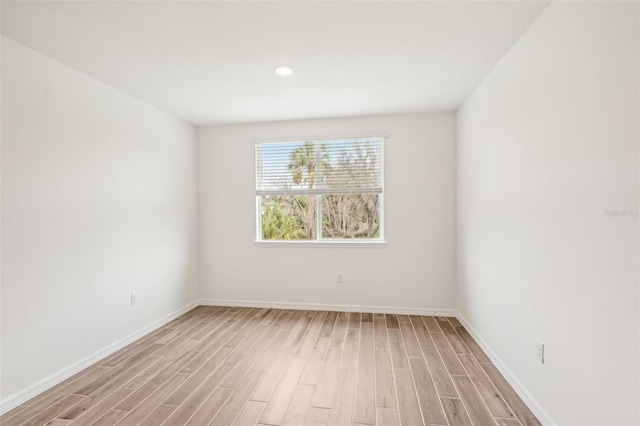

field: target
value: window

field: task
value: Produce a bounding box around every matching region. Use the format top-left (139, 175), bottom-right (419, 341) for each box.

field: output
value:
top-left (255, 137), bottom-right (384, 244)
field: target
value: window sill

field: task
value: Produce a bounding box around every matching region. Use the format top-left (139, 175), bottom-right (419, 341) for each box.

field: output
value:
top-left (254, 240), bottom-right (387, 248)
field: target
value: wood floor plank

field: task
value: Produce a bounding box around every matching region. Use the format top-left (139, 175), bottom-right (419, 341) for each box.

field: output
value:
top-left (348, 312), bottom-right (362, 329)
top-left (0, 404), bottom-right (27, 423)
top-left (327, 368), bottom-right (357, 426)
top-left (441, 398), bottom-right (473, 426)
top-left (253, 330), bottom-right (292, 372)
top-left (121, 355), bottom-right (165, 389)
top-left (284, 311), bottom-right (314, 348)
top-left (280, 384), bottom-right (315, 426)
top-left (454, 326), bottom-right (492, 364)
top-left (448, 317), bottom-right (463, 327)
top-left (495, 418), bottom-right (522, 426)
top-left (304, 407), bottom-right (330, 426)
top-left (295, 311), bottom-right (328, 359)
top-left (409, 316), bottom-right (433, 345)
top-left (115, 350), bottom-right (197, 410)
top-left (385, 314), bottom-right (400, 329)
top-left (328, 312), bottom-right (349, 351)
top-left (138, 404), bottom-right (177, 426)
top-left (387, 329), bottom-right (409, 368)
top-left (361, 313), bottom-right (373, 323)
top-left (232, 309), bottom-right (262, 332)
top-left (458, 354), bottom-right (515, 419)
top-left (282, 309), bottom-right (305, 331)
top-left (64, 388), bottom-right (132, 426)
top-left (251, 347), bottom-right (296, 402)
top-left (258, 309), bottom-right (281, 326)
top-left (358, 322), bottom-right (374, 359)
top-left (397, 315), bottom-right (411, 323)
top-left (399, 322), bottom-right (422, 358)
top-left (341, 328), bottom-right (360, 369)
top-left (114, 372), bottom-right (190, 424)
top-left (164, 347), bottom-right (234, 406)
top-left (60, 353), bottom-right (161, 421)
top-left (376, 407), bottom-right (400, 426)
top-left (408, 357), bottom-right (447, 425)
top-left (89, 409), bottom-right (128, 426)
top-left (298, 351), bottom-right (326, 386)
top-left (222, 335), bottom-right (273, 388)
top-left (5, 367), bottom-right (112, 425)
top-left (353, 357), bottom-right (375, 425)
top-left (162, 361), bottom-right (237, 424)
top-left (154, 317), bottom-right (202, 345)
top-left (224, 318), bottom-right (269, 351)
top-left (272, 310), bottom-right (294, 329)
top-left (183, 332), bottom-right (235, 371)
top-left (451, 375), bottom-right (496, 426)
top-left (190, 307), bottom-right (230, 340)
top-left (298, 313), bottom-right (335, 385)
top-left (310, 350), bottom-right (342, 408)
top-left (225, 323), bottom-right (271, 365)
top-left (439, 322), bottom-right (471, 355)
top-left (373, 316), bottom-right (389, 350)
top-left (232, 401), bottom-right (266, 426)
top-left (420, 342), bottom-right (458, 398)
top-left (74, 343), bottom-right (163, 396)
top-left (431, 332), bottom-right (466, 375)
top-left (187, 386), bottom-right (234, 426)
top-left (20, 394), bottom-right (84, 426)
top-left (100, 333), bottom-right (163, 368)
top-left (393, 368), bottom-right (424, 426)
top-left (317, 312), bottom-right (338, 340)
top-left (480, 363), bottom-right (541, 426)
top-left (263, 311), bottom-right (292, 339)
top-left (209, 370), bottom-right (265, 426)
top-left (191, 314), bottom-right (242, 353)
top-left (42, 418), bottom-right (73, 426)
top-left (153, 320), bottom-right (211, 356)
top-left (422, 316), bottom-right (442, 333)
top-left (374, 350), bottom-right (397, 409)
top-left (259, 358), bottom-right (306, 425)
top-left (255, 308), bottom-right (274, 320)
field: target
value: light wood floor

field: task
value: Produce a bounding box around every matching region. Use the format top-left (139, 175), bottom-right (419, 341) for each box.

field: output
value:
top-left (0, 306), bottom-right (541, 426)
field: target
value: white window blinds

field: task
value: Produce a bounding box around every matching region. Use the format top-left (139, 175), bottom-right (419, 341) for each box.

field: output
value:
top-left (255, 137), bottom-right (384, 196)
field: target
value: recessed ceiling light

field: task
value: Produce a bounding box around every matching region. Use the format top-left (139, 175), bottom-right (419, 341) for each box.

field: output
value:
top-left (275, 65), bottom-right (293, 76)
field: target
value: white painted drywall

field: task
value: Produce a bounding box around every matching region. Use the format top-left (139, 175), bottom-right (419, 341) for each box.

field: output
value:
top-left (198, 113), bottom-right (456, 311)
top-left (457, 2), bottom-right (639, 425)
top-left (1, 37), bottom-right (199, 401)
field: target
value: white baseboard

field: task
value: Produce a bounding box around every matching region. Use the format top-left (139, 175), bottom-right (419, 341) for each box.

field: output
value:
top-left (200, 298), bottom-right (456, 317)
top-left (0, 299), bottom-right (200, 415)
top-left (455, 313), bottom-right (556, 426)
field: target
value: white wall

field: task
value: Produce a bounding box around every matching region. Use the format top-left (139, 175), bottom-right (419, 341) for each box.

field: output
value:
top-left (198, 113), bottom-right (456, 312)
top-left (457, 2), bottom-right (639, 425)
top-left (1, 37), bottom-right (199, 403)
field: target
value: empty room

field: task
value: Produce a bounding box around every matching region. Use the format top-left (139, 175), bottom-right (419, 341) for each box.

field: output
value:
top-left (1, 1), bottom-right (638, 425)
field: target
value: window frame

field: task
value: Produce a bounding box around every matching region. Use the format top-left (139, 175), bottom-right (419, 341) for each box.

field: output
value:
top-left (254, 135), bottom-right (387, 247)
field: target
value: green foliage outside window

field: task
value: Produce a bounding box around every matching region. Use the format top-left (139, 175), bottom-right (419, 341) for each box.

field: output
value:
top-left (260, 140), bottom-right (381, 240)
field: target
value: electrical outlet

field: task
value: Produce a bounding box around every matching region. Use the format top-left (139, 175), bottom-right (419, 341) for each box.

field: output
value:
top-left (536, 340), bottom-right (544, 364)
top-left (130, 292), bottom-right (138, 305)
top-left (336, 274), bottom-right (343, 284)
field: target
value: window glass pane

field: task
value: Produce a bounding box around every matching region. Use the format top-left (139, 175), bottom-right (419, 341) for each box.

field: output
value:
top-left (321, 194), bottom-right (380, 239)
top-left (261, 195), bottom-right (317, 240)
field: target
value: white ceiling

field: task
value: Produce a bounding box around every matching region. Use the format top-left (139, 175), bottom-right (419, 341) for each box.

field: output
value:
top-left (1, 1), bottom-right (549, 126)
